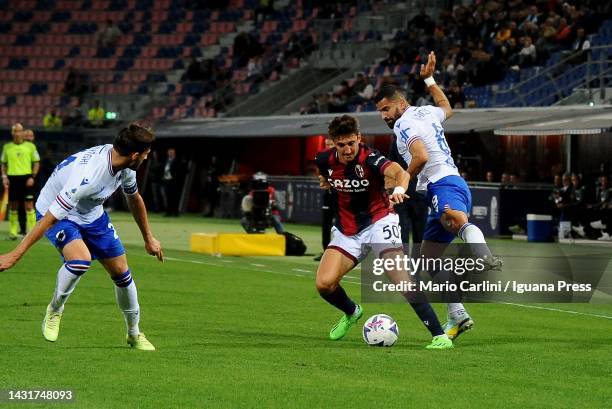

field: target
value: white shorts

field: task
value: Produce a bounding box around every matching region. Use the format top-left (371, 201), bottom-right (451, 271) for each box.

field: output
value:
top-left (327, 213), bottom-right (403, 264)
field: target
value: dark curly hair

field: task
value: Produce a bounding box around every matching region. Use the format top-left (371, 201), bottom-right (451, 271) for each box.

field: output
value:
top-left (328, 115), bottom-right (359, 140)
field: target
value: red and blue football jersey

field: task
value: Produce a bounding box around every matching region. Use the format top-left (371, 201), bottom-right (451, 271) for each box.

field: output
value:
top-left (316, 143), bottom-right (392, 236)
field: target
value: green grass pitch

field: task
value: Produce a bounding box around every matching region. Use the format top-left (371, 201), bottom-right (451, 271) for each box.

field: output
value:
top-left (1, 213), bottom-right (611, 408)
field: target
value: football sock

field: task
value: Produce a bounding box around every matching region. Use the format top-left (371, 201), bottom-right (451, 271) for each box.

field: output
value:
top-left (113, 270), bottom-right (140, 337)
top-left (8, 209), bottom-right (18, 236)
top-left (319, 285), bottom-right (357, 315)
top-left (448, 303), bottom-right (467, 321)
top-left (25, 209), bottom-right (36, 232)
top-left (409, 302), bottom-right (445, 337)
top-left (50, 260), bottom-right (91, 313)
top-left (458, 223), bottom-right (493, 257)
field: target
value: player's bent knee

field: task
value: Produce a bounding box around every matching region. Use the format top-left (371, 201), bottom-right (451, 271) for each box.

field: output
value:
top-left (441, 209), bottom-right (468, 234)
top-left (315, 275), bottom-right (339, 294)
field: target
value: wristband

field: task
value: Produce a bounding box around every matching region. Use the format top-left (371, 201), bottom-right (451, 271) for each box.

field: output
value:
top-left (424, 77), bottom-right (436, 87)
top-left (392, 186), bottom-right (406, 196)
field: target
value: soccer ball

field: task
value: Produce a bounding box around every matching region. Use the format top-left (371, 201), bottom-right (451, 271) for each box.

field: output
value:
top-left (362, 314), bottom-right (399, 347)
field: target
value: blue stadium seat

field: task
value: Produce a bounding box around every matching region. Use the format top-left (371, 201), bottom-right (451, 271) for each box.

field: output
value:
top-left (14, 11), bottom-right (33, 22)
top-left (28, 83), bottom-right (48, 95)
top-left (14, 34), bottom-right (35, 46)
top-left (53, 59), bottom-right (65, 70)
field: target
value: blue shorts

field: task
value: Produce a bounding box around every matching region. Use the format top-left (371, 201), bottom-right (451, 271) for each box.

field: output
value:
top-left (36, 211), bottom-right (125, 260)
top-left (423, 175), bottom-right (472, 243)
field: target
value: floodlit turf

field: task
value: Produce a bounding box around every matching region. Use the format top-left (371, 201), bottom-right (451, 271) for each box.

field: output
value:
top-left (1, 213), bottom-right (611, 408)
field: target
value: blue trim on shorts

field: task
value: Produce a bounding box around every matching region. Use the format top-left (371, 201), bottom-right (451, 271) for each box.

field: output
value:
top-left (36, 211), bottom-right (125, 260)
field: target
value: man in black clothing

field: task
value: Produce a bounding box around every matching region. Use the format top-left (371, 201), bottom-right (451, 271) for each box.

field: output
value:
top-left (162, 148), bottom-right (184, 217)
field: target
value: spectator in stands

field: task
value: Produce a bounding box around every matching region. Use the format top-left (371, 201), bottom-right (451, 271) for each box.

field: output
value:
top-left (407, 6), bottom-right (435, 34)
top-left (43, 110), bottom-right (62, 130)
top-left (247, 56), bottom-right (264, 83)
top-left (447, 81), bottom-right (466, 109)
top-left (87, 100), bottom-right (105, 128)
top-left (63, 97), bottom-right (84, 128)
top-left (355, 75), bottom-right (374, 103)
top-left (536, 17), bottom-right (560, 60)
top-left (97, 19), bottom-right (121, 52)
top-left (63, 68), bottom-right (88, 100)
top-left (254, 0), bottom-right (274, 24)
top-left (183, 58), bottom-right (203, 82)
top-left (501, 172), bottom-right (511, 186)
top-left (518, 36), bottom-right (537, 68)
top-left (555, 18), bottom-right (573, 47)
top-left (570, 27), bottom-right (591, 64)
top-left (233, 32), bottom-right (263, 68)
top-left (486, 171), bottom-right (495, 183)
top-left (509, 173), bottom-right (520, 186)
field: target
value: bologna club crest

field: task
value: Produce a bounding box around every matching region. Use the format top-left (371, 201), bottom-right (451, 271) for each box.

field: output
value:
top-left (355, 164), bottom-right (364, 178)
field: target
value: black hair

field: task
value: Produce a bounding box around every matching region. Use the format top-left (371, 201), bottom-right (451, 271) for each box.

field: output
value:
top-left (374, 84), bottom-right (405, 103)
top-left (328, 115), bottom-right (359, 140)
top-left (113, 123), bottom-right (155, 156)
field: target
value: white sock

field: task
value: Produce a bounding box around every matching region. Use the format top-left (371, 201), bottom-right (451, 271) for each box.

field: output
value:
top-left (114, 271), bottom-right (140, 337)
top-left (458, 223), bottom-right (492, 257)
top-left (50, 261), bottom-right (90, 313)
top-left (447, 303), bottom-right (467, 321)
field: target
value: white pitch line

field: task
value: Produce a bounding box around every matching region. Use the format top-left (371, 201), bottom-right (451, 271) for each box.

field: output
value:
top-left (251, 263), bottom-right (266, 267)
top-left (139, 254), bottom-right (612, 321)
top-left (292, 268), bottom-right (312, 273)
top-left (497, 302), bottom-right (612, 320)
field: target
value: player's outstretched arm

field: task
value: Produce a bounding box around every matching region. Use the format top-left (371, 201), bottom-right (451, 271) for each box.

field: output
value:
top-left (0, 211), bottom-right (57, 271)
top-left (385, 162), bottom-right (410, 205)
top-left (126, 192), bottom-right (164, 262)
top-left (420, 51), bottom-right (453, 120)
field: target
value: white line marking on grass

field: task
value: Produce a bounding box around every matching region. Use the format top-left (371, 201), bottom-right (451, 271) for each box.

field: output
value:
top-left (164, 256), bottom-right (207, 264)
top-left (218, 260), bottom-right (234, 263)
top-left (498, 302), bottom-right (612, 320)
top-left (138, 254), bottom-right (612, 319)
top-left (251, 263), bottom-right (266, 267)
top-left (292, 269), bottom-right (312, 273)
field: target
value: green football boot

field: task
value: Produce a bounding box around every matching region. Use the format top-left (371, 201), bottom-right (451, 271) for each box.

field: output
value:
top-left (42, 304), bottom-right (62, 342)
top-left (329, 304), bottom-right (363, 341)
top-left (425, 334), bottom-right (454, 350)
top-left (127, 333), bottom-right (156, 351)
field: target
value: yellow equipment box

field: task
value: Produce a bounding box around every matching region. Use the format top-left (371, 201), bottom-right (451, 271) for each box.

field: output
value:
top-left (190, 233), bottom-right (286, 256)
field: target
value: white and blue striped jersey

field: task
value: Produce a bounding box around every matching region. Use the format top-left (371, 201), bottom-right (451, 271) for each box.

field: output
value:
top-left (393, 105), bottom-right (459, 192)
top-left (36, 144), bottom-right (138, 225)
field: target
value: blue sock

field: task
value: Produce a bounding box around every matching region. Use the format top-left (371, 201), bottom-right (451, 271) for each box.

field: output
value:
top-left (409, 303), bottom-right (444, 337)
top-left (319, 285), bottom-right (357, 315)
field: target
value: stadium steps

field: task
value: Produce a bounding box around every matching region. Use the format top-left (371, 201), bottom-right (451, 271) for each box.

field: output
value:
top-left (224, 64), bottom-right (344, 117)
top-left (274, 64), bottom-right (366, 115)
